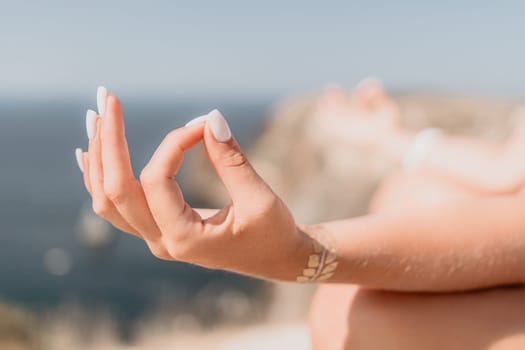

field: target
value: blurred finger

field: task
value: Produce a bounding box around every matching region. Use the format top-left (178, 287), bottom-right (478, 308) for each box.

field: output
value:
top-left (351, 77), bottom-right (384, 110)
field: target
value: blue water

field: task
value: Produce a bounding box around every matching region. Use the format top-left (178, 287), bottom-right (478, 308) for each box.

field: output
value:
top-left (0, 98), bottom-right (272, 329)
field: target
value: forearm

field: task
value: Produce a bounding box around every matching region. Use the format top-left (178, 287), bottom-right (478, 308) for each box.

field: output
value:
top-left (380, 130), bottom-right (525, 194)
top-left (285, 195), bottom-right (525, 291)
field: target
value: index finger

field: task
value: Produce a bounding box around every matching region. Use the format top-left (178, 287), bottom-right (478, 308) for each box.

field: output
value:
top-left (140, 123), bottom-right (206, 236)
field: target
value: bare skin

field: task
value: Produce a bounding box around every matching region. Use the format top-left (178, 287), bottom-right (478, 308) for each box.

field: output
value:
top-left (310, 171), bottom-right (525, 350)
top-left (310, 284), bottom-right (525, 350)
top-left (313, 80), bottom-right (525, 195)
top-left (75, 89), bottom-right (525, 288)
top-left (74, 88), bottom-right (525, 350)
top-left (80, 94), bottom-right (306, 279)
top-left (309, 82), bottom-right (525, 349)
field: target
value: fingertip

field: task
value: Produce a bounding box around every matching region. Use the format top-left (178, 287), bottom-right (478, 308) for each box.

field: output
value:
top-left (322, 83), bottom-right (346, 98)
top-left (355, 76), bottom-right (383, 91)
top-left (185, 115), bottom-right (208, 127)
top-left (105, 93), bottom-right (122, 113)
top-left (182, 121), bottom-right (206, 142)
top-left (204, 119), bottom-right (240, 152)
top-left (75, 148), bottom-right (84, 173)
top-left (207, 109), bottom-right (232, 143)
top-left (86, 109), bottom-right (97, 140)
top-left (106, 93), bottom-right (118, 103)
top-left (97, 86), bottom-right (107, 117)
top-left (100, 94), bottom-right (124, 136)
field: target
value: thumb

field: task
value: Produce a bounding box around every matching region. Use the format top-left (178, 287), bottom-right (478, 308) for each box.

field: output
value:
top-left (199, 109), bottom-right (272, 205)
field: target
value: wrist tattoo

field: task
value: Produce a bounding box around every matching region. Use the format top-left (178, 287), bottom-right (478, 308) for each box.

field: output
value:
top-left (296, 225), bottom-right (338, 283)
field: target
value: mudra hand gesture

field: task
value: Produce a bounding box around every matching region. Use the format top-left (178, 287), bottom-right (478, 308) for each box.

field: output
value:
top-left (75, 88), bottom-right (525, 291)
top-left (75, 88), bottom-right (310, 281)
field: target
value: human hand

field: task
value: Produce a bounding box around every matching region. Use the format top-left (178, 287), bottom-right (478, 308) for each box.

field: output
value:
top-left (75, 89), bottom-right (308, 280)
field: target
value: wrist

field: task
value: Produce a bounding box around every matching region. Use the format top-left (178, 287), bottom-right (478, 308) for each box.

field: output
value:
top-left (222, 223), bottom-right (314, 282)
top-left (292, 224), bottom-right (339, 283)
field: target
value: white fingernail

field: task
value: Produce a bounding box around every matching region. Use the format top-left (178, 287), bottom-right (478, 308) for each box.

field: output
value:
top-left (185, 115), bottom-right (208, 127)
top-left (355, 76), bottom-right (383, 90)
top-left (86, 109), bottom-right (97, 140)
top-left (75, 148), bottom-right (84, 173)
top-left (207, 109), bottom-right (231, 142)
top-left (97, 86), bottom-right (107, 117)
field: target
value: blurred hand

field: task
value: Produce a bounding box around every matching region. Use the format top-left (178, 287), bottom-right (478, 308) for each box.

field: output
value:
top-left (78, 91), bottom-right (304, 280)
top-left (312, 79), bottom-right (401, 151)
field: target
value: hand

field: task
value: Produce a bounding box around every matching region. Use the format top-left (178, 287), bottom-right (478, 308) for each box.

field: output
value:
top-left (75, 90), bottom-right (307, 280)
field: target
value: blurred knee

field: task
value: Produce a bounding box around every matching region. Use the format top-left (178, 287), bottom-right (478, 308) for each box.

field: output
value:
top-left (309, 286), bottom-right (429, 350)
top-left (309, 285), bottom-right (360, 350)
top-left (310, 286), bottom-right (525, 350)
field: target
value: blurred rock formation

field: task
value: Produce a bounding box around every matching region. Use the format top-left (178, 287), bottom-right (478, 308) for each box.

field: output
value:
top-left (0, 302), bottom-right (37, 350)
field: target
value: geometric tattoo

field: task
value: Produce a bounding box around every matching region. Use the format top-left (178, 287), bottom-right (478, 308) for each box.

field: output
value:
top-left (296, 225), bottom-right (338, 283)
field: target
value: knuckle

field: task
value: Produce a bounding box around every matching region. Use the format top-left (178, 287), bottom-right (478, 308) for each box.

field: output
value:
top-left (263, 194), bottom-right (281, 212)
top-left (166, 128), bottom-right (185, 143)
top-left (92, 198), bottom-right (111, 217)
top-left (147, 241), bottom-right (171, 261)
top-left (139, 167), bottom-right (158, 187)
top-left (162, 130), bottom-right (185, 152)
top-left (247, 194), bottom-right (283, 225)
top-left (103, 179), bottom-right (131, 202)
top-left (233, 219), bottom-right (250, 236)
top-left (221, 148), bottom-right (248, 169)
top-left (166, 128), bottom-right (179, 140)
top-left (139, 169), bottom-right (149, 184)
top-left (254, 192), bottom-right (281, 215)
top-left (164, 238), bottom-right (188, 261)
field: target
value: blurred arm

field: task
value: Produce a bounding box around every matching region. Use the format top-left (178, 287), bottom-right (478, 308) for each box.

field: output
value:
top-left (380, 128), bottom-right (525, 194)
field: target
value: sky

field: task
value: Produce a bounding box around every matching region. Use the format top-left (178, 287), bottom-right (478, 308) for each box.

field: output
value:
top-left (1, 0), bottom-right (525, 100)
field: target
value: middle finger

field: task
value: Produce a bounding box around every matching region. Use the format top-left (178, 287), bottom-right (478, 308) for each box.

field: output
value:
top-left (100, 93), bottom-right (162, 242)
top-left (87, 115), bottom-right (140, 237)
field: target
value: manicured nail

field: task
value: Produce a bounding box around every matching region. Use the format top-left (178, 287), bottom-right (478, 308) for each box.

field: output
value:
top-left (207, 109), bottom-right (231, 142)
top-left (185, 115), bottom-right (208, 127)
top-left (97, 86), bottom-right (107, 117)
top-left (86, 109), bottom-right (97, 140)
top-left (355, 77), bottom-right (383, 90)
top-left (75, 148), bottom-right (84, 173)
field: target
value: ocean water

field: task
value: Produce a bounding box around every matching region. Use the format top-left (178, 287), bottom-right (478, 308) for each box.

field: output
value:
top-left (0, 98), bottom-right (272, 328)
